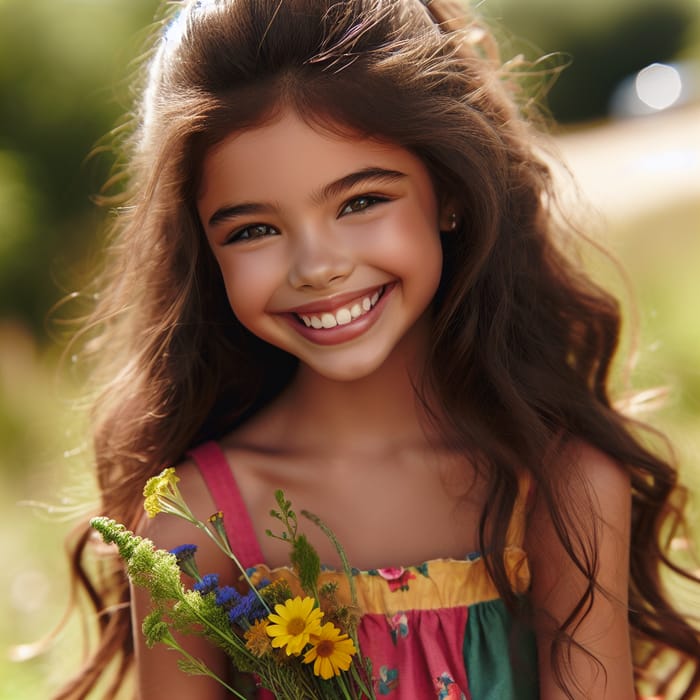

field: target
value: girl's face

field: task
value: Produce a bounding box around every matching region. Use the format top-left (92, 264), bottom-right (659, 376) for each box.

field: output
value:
top-left (197, 109), bottom-right (447, 382)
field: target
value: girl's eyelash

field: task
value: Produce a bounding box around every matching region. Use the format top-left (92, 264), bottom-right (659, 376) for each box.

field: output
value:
top-left (339, 194), bottom-right (390, 216)
top-left (225, 223), bottom-right (277, 244)
top-left (223, 195), bottom-right (390, 243)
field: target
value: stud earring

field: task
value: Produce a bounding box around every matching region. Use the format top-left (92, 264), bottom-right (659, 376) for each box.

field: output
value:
top-left (449, 212), bottom-right (457, 231)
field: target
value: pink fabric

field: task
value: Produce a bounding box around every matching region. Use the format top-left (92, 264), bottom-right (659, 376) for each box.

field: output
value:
top-left (359, 608), bottom-right (471, 699)
top-left (187, 441), bottom-right (264, 568)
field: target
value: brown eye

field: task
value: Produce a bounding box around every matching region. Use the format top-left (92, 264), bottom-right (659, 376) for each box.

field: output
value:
top-left (227, 224), bottom-right (277, 244)
top-left (340, 195), bottom-right (388, 216)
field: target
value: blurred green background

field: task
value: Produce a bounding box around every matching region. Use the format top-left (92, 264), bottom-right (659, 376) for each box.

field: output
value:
top-left (1, 0), bottom-right (699, 697)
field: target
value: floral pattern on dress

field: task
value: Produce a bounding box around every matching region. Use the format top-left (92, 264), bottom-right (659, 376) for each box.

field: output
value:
top-left (435, 671), bottom-right (466, 699)
top-left (389, 612), bottom-right (409, 644)
top-left (377, 665), bottom-right (400, 695)
top-left (370, 563), bottom-right (430, 592)
top-left (376, 567), bottom-right (415, 591)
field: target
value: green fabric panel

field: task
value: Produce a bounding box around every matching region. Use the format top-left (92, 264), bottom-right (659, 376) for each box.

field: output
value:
top-left (464, 598), bottom-right (539, 700)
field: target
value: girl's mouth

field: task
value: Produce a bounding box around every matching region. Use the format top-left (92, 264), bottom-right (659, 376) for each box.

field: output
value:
top-left (295, 286), bottom-right (386, 329)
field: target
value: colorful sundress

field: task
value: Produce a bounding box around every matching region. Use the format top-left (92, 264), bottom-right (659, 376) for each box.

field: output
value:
top-left (189, 441), bottom-right (539, 700)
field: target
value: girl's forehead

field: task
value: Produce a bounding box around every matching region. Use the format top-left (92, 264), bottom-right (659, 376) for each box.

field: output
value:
top-left (210, 109), bottom-right (385, 159)
top-left (200, 109), bottom-right (425, 191)
top-left (196, 108), bottom-right (436, 218)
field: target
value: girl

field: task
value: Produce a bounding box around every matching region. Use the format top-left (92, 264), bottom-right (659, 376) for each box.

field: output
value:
top-left (56, 0), bottom-right (699, 698)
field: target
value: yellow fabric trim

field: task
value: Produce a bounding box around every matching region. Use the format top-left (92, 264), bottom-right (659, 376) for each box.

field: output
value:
top-left (248, 547), bottom-right (530, 616)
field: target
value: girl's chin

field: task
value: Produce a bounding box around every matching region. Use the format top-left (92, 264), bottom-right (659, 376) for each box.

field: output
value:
top-left (294, 353), bottom-right (390, 384)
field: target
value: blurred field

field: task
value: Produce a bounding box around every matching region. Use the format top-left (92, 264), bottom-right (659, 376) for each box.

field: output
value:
top-left (1, 103), bottom-right (699, 698)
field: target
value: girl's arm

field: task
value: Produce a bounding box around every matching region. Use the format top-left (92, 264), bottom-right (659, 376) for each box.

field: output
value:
top-left (526, 443), bottom-right (635, 700)
top-left (131, 461), bottom-right (234, 700)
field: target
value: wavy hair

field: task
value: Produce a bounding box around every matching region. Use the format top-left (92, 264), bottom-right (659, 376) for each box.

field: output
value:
top-left (54, 0), bottom-right (699, 697)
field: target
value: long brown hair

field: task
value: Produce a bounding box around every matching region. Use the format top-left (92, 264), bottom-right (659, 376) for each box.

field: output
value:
top-left (54, 0), bottom-right (699, 697)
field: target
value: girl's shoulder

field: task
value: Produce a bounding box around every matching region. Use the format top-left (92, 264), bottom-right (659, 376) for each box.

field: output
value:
top-left (526, 440), bottom-right (631, 547)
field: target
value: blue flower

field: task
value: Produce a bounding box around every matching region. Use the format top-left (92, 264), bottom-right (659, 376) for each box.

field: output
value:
top-left (170, 544), bottom-right (197, 558)
top-left (215, 585), bottom-right (241, 609)
top-left (193, 573), bottom-right (219, 594)
top-left (228, 589), bottom-right (268, 627)
top-left (169, 544), bottom-right (200, 580)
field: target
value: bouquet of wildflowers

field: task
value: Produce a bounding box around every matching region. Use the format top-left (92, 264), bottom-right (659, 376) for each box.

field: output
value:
top-left (91, 468), bottom-right (376, 699)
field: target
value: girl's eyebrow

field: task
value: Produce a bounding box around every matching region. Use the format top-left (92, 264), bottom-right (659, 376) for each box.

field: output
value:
top-left (207, 201), bottom-right (268, 228)
top-left (310, 166), bottom-right (407, 204)
top-left (206, 166), bottom-right (407, 228)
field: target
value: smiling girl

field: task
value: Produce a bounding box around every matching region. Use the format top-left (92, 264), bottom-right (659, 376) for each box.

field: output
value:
top-left (56, 1), bottom-right (699, 699)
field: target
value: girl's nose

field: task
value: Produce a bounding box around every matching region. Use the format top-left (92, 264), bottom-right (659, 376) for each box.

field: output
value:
top-left (287, 229), bottom-right (354, 290)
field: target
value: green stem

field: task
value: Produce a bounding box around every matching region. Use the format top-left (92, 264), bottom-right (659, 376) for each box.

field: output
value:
top-left (193, 518), bottom-right (271, 612)
top-left (336, 673), bottom-right (354, 700)
top-left (349, 662), bottom-right (375, 698)
top-left (162, 633), bottom-right (246, 699)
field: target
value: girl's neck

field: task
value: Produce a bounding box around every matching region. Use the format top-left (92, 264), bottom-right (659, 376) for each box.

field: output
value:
top-left (256, 326), bottom-right (442, 456)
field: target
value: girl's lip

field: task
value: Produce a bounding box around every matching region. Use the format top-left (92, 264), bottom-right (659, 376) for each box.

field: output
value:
top-left (282, 284), bottom-right (388, 316)
top-left (280, 283), bottom-right (395, 346)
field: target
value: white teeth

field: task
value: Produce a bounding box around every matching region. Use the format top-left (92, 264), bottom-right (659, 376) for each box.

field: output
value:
top-left (321, 313), bottom-right (337, 329)
top-left (297, 286), bottom-right (384, 330)
top-left (336, 308), bottom-right (352, 325)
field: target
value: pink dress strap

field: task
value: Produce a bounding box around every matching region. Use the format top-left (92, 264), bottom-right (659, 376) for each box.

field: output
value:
top-left (187, 441), bottom-right (264, 569)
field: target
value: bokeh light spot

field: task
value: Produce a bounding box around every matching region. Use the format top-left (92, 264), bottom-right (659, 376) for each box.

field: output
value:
top-left (635, 63), bottom-right (683, 111)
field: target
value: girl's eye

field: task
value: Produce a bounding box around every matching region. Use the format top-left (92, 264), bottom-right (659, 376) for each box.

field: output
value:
top-left (339, 195), bottom-right (388, 216)
top-left (226, 224), bottom-right (277, 244)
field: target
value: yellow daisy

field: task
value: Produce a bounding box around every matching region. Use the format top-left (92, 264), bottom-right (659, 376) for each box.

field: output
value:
top-left (266, 596), bottom-right (324, 656)
top-left (303, 622), bottom-right (356, 679)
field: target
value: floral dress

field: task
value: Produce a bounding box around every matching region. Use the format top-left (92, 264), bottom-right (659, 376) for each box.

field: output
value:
top-left (189, 442), bottom-right (539, 700)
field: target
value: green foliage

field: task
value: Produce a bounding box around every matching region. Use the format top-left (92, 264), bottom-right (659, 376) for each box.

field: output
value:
top-left (268, 489), bottom-right (299, 543)
top-left (290, 535), bottom-right (322, 599)
top-left (0, 0), bottom-right (159, 336)
top-left (268, 491), bottom-right (322, 597)
top-left (142, 609), bottom-right (170, 648)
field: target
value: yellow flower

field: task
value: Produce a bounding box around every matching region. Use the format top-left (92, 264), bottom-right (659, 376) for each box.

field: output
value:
top-left (244, 619), bottom-right (272, 658)
top-left (265, 596), bottom-right (323, 656)
top-left (143, 467), bottom-right (180, 497)
top-left (143, 494), bottom-right (159, 518)
top-left (303, 622), bottom-right (356, 679)
top-left (142, 468), bottom-right (181, 518)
